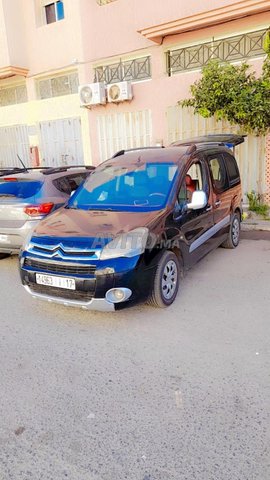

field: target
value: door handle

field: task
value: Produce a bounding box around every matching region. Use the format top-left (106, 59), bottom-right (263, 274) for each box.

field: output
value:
top-left (215, 200), bottom-right (221, 207)
top-left (206, 205), bottom-right (213, 212)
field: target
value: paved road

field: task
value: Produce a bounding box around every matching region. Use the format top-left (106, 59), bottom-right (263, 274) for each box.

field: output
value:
top-left (0, 233), bottom-right (270, 480)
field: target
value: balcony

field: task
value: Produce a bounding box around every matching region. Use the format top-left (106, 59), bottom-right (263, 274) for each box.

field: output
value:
top-left (167, 29), bottom-right (267, 75)
top-left (94, 56), bottom-right (151, 84)
top-left (96, 0), bottom-right (117, 5)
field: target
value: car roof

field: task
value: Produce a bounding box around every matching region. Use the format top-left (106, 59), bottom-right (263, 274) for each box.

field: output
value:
top-left (101, 147), bottom-right (190, 167)
top-left (0, 166), bottom-right (94, 181)
top-left (171, 134), bottom-right (246, 148)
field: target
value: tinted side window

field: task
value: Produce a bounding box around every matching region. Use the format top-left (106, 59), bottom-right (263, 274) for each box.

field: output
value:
top-left (65, 173), bottom-right (89, 192)
top-left (53, 172), bottom-right (89, 195)
top-left (223, 153), bottom-right (240, 184)
top-left (53, 177), bottom-right (71, 194)
top-left (208, 155), bottom-right (229, 193)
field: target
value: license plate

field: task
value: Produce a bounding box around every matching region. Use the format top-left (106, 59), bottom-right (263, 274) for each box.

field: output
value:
top-left (36, 273), bottom-right (76, 290)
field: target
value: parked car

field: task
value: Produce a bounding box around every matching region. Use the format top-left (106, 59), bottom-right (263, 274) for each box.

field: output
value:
top-left (19, 135), bottom-right (243, 311)
top-left (0, 165), bottom-right (94, 258)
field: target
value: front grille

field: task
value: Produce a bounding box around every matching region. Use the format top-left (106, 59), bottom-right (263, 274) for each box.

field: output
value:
top-left (32, 245), bottom-right (95, 257)
top-left (24, 257), bottom-right (96, 276)
top-left (28, 282), bottom-right (94, 302)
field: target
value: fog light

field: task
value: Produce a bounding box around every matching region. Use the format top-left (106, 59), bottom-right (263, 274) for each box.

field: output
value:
top-left (106, 288), bottom-right (132, 304)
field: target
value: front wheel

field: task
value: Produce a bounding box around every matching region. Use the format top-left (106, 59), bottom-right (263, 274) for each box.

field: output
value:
top-left (148, 251), bottom-right (181, 308)
top-left (221, 212), bottom-right (241, 249)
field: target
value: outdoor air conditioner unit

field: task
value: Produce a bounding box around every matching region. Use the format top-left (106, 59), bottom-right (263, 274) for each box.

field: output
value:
top-left (107, 81), bottom-right (133, 103)
top-left (79, 83), bottom-right (106, 106)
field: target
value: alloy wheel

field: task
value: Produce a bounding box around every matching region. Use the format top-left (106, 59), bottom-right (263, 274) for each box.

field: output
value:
top-left (161, 260), bottom-right (178, 300)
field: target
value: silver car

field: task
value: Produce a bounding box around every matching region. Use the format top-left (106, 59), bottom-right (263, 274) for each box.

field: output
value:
top-left (0, 165), bottom-right (94, 258)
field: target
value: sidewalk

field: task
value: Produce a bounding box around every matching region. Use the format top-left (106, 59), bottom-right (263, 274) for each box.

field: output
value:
top-left (242, 218), bottom-right (270, 232)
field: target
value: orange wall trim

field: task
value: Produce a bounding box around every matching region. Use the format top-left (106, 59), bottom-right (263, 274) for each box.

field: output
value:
top-left (138, 0), bottom-right (270, 43)
top-left (0, 66), bottom-right (29, 80)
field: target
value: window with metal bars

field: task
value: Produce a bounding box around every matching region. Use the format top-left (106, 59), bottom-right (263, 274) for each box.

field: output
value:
top-left (37, 72), bottom-right (78, 99)
top-left (0, 85), bottom-right (28, 106)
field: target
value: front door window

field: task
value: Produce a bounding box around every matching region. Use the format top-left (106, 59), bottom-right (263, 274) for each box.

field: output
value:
top-left (177, 161), bottom-right (207, 209)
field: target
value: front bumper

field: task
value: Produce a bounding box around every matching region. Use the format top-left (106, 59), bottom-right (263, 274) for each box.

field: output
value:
top-left (0, 220), bottom-right (40, 254)
top-left (20, 254), bottom-right (155, 311)
top-left (24, 285), bottom-right (115, 311)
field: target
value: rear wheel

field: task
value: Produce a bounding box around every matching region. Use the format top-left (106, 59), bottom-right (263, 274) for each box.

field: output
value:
top-left (148, 251), bottom-right (181, 308)
top-left (0, 253), bottom-right (10, 260)
top-left (221, 212), bottom-right (241, 249)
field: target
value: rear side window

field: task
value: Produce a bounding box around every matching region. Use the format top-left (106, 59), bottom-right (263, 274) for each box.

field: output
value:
top-left (208, 154), bottom-right (229, 193)
top-left (223, 153), bottom-right (240, 185)
top-left (0, 179), bottom-right (43, 199)
top-left (53, 172), bottom-right (89, 195)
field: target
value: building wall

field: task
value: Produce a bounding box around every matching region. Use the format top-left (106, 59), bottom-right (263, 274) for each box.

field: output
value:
top-left (79, 0), bottom-right (243, 61)
top-left (0, 0), bottom-right (269, 201)
top-left (83, 12), bottom-right (269, 164)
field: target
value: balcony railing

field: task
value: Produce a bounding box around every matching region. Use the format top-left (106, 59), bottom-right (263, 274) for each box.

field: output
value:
top-left (167, 29), bottom-right (267, 75)
top-left (94, 56), bottom-right (151, 84)
top-left (96, 0), bottom-right (117, 5)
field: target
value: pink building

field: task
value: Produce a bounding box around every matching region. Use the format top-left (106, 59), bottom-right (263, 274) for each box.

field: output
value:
top-left (0, 0), bottom-right (270, 201)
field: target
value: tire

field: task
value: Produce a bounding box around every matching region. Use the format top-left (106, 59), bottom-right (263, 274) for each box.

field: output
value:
top-left (148, 250), bottom-right (181, 308)
top-left (221, 211), bottom-right (241, 249)
top-left (0, 253), bottom-right (10, 260)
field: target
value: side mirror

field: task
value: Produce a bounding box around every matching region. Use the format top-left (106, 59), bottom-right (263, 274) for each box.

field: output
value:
top-left (187, 190), bottom-right (207, 210)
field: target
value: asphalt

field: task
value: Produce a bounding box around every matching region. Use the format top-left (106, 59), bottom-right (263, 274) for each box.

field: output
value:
top-left (0, 232), bottom-right (270, 480)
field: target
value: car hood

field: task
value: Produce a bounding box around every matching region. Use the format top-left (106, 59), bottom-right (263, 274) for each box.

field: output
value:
top-left (33, 207), bottom-right (166, 240)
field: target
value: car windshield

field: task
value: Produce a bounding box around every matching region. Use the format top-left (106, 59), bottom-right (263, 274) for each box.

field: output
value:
top-left (0, 179), bottom-right (43, 200)
top-left (68, 162), bottom-right (178, 211)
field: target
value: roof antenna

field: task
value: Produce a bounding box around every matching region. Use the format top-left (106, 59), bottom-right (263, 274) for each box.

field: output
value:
top-left (16, 154), bottom-right (28, 172)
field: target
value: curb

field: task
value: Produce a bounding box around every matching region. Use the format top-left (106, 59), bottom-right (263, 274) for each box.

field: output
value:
top-left (242, 221), bottom-right (270, 232)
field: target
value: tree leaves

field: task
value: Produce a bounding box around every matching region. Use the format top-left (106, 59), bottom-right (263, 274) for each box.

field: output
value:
top-left (180, 58), bottom-right (270, 136)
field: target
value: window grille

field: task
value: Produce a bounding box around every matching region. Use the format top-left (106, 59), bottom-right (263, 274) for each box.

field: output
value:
top-left (96, 0), bottom-right (116, 5)
top-left (0, 85), bottom-right (27, 106)
top-left (37, 72), bottom-right (78, 99)
top-left (94, 56), bottom-right (151, 84)
top-left (167, 29), bottom-right (268, 75)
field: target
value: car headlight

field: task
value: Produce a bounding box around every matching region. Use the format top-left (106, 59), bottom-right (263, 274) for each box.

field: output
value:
top-left (100, 227), bottom-right (149, 260)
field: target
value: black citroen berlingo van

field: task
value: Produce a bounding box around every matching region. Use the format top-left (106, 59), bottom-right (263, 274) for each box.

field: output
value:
top-left (19, 135), bottom-right (243, 311)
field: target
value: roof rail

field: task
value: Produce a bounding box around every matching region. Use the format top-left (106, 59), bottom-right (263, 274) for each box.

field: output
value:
top-left (112, 146), bottom-right (165, 158)
top-left (188, 141), bottom-right (225, 147)
top-left (42, 165), bottom-right (95, 175)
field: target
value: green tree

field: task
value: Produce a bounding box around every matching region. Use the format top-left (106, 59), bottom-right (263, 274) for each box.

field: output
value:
top-left (180, 32), bottom-right (270, 136)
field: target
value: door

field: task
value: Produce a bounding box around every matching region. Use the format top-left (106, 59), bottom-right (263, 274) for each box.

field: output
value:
top-left (39, 118), bottom-right (84, 167)
top-left (207, 153), bottom-right (231, 236)
top-left (0, 125), bottom-right (30, 168)
top-left (97, 110), bottom-right (152, 161)
top-left (171, 158), bottom-right (214, 264)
